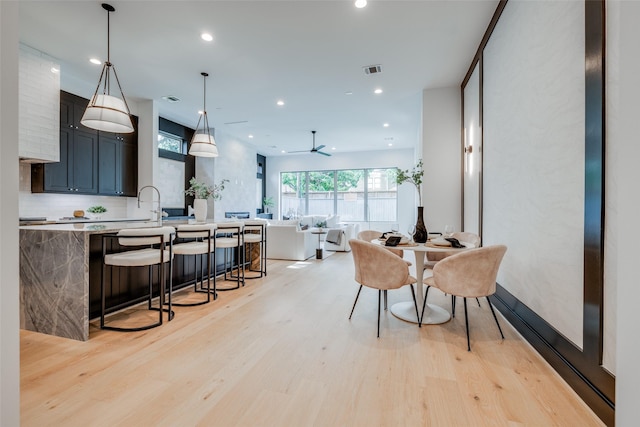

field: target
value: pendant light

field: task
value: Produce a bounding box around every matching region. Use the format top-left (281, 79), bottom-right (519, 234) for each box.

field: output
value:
top-left (188, 72), bottom-right (219, 157)
top-left (81, 3), bottom-right (134, 133)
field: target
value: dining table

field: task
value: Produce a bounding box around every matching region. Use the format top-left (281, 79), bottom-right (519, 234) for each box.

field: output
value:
top-left (376, 238), bottom-right (475, 325)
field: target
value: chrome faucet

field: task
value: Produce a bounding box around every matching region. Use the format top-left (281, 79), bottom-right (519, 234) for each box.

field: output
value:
top-left (137, 185), bottom-right (162, 224)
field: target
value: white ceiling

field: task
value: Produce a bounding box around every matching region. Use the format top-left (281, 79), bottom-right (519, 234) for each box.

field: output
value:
top-left (19, 0), bottom-right (498, 156)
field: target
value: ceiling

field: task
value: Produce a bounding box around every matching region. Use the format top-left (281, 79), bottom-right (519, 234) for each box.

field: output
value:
top-left (18, 1), bottom-right (498, 156)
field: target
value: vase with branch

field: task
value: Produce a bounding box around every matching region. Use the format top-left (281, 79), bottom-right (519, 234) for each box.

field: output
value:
top-left (185, 177), bottom-right (229, 222)
top-left (395, 160), bottom-right (428, 243)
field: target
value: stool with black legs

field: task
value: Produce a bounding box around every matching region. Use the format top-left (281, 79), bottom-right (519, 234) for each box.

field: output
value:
top-left (101, 226), bottom-right (175, 331)
top-left (172, 224), bottom-right (217, 305)
top-left (243, 219), bottom-right (267, 279)
top-left (214, 221), bottom-right (244, 290)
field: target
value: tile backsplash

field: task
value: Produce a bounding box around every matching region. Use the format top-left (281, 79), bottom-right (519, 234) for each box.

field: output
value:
top-left (19, 163), bottom-right (134, 219)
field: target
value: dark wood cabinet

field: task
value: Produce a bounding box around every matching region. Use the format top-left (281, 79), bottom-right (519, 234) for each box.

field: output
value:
top-left (32, 90), bottom-right (138, 196)
top-left (32, 126), bottom-right (99, 194)
top-left (98, 131), bottom-right (138, 197)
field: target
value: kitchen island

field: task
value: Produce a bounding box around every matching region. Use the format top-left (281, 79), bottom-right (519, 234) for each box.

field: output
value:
top-left (20, 220), bottom-right (162, 341)
top-left (20, 218), bottom-right (250, 340)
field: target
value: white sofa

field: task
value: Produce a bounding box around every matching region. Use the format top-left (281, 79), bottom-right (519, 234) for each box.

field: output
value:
top-left (266, 222), bottom-right (315, 261)
top-left (324, 223), bottom-right (360, 252)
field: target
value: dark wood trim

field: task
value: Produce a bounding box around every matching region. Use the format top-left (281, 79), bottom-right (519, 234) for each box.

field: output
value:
top-left (461, 0), bottom-right (508, 89)
top-left (158, 149), bottom-right (186, 162)
top-left (460, 0), bottom-right (613, 424)
top-left (492, 285), bottom-right (614, 426)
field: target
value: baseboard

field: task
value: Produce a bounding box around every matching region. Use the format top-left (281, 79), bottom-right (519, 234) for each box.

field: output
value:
top-left (491, 285), bottom-right (614, 426)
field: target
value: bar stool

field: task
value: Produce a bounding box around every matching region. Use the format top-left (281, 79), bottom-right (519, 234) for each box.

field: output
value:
top-left (171, 224), bottom-right (217, 305)
top-left (243, 219), bottom-right (267, 279)
top-left (214, 221), bottom-right (244, 290)
top-left (101, 226), bottom-right (175, 331)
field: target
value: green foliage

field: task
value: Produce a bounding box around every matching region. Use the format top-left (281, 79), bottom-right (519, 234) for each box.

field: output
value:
top-left (185, 177), bottom-right (229, 200)
top-left (281, 170), bottom-right (363, 193)
top-left (87, 205), bottom-right (107, 214)
top-left (315, 220), bottom-right (327, 228)
top-left (263, 196), bottom-right (274, 208)
top-left (395, 159), bottom-right (424, 205)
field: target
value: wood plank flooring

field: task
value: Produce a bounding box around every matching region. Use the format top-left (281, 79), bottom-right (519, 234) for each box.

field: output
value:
top-left (20, 251), bottom-right (604, 426)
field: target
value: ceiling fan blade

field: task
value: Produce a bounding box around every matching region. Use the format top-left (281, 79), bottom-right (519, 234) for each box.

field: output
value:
top-left (317, 151), bottom-right (331, 156)
top-left (315, 144), bottom-right (326, 151)
top-left (288, 149), bottom-right (309, 153)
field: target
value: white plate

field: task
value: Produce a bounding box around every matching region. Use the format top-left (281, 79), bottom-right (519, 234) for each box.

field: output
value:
top-left (430, 238), bottom-right (451, 247)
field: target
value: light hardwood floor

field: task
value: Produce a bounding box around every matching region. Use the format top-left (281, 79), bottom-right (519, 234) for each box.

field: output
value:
top-left (21, 250), bottom-right (604, 426)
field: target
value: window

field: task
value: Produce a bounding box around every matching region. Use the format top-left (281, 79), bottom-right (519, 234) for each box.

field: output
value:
top-left (280, 168), bottom-right (397, 222)
top-left (157, 131), bottom-right (184, 154)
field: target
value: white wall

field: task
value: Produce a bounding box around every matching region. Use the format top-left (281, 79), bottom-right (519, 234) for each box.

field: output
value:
top-left (422, 87), bottom-right (462, 234)
top-left (0, 2), bottom-right (21, 425)
top-left (266, 148), bottom-right (415, 232)
top-left (463, 66), bottom-right (481, 235)
top-left (196, 129), bottom-right (259, 220)
top-left (482, 0), bottom-right (586, 348)
top-left (611, 0), bottom-right (640, 423)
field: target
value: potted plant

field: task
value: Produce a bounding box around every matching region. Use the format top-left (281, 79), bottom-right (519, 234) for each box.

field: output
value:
top-left (263, 196), bottom-right (274, 213)
top-left (395, 160), bottom-right (428, 242)
top-left (87, 205), bottom-right (107, 220)
top-left (315, 220), bottom-right (327, 231)
top-left (185, 177), bottom-right (229, 222)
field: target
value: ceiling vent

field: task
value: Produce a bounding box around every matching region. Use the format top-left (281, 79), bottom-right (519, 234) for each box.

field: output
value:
top-left (363, 64), bottom-right (382, 75)
top-left (161, 95), bottom-right (180, 103)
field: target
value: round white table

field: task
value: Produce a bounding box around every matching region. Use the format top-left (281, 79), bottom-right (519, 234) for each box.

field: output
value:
top-left (376, 239), bottom-right (473, 325)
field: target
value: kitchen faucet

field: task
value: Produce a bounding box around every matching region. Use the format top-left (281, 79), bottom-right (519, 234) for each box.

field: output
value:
top-left (137, 185), bottom-right (162, 224)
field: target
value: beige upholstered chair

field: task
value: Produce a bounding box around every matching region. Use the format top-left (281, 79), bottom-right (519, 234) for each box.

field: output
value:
top-left (349, 239), bottom-right (419, 337)
top-left (172, 224), bottom-right (217, 305)
top-left (422, 245), bottom-right (507, 350)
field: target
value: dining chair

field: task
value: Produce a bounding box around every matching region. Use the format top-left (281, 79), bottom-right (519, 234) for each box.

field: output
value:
top-left (357, 229), bottom-right (411, 310)
top-left (349, 239), bottom-right (419, 338)
top-left (422, 245), bottom-right (507, 350)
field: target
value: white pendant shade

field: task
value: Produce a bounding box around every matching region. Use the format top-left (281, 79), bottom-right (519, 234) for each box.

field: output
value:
top-left (81, 94), bottom-right (134, 133)
top-left (189, 137), bottom-right (219, 157)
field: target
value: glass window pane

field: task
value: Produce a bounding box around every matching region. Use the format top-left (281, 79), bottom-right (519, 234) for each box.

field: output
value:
top-left (158, 132), bottom-right (183, 153)
top-left (337, 169), bottom-right (365, 221)
top-left (281, 172), bottom-right (305, 219)
top-left (368, 168), bottom-right (397, 221)
top-left (308, 171), bottom-right (334, 215)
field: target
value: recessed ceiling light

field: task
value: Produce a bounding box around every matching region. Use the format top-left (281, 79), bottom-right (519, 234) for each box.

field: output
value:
top-left (50, 67), bottom-right (59, 74)
top-left (248, 134), bottom-right (254, 139)
top-left (383, 123), bottom-right (389, 127)
top-left (332, 147), bottom-right (336, 150)
top-left (281, 150), bottom-right (286, 153)
top-left (276, 100), bottom-right (285, 106)
top-left (201, 33), bottom-right (213, 42)
top-left (388, 143), bottom-right (393, 147)
top-left (345, 91), bottom-right (353, 96)
top-left (89, 58), bottom-right (101, 65)
top-left (374, 88), bottom-right (383, 94)
top-left (355, 0), bottom-right (367, 8)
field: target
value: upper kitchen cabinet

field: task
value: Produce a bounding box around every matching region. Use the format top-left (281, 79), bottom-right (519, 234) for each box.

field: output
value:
top-left (98, 117), bottom-right (138, 196)
top-left (31, 126), bottom-right (99, 194)
top-left (32, 91), bottom-right (138, 196)
top-left (19, 44), bottom-right (60, 163)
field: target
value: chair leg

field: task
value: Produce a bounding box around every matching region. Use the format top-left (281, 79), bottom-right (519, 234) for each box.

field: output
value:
top-left (476, 297), bottom-right (481, 307)
top-left (349, 285), bottom-right (363, 319)
top-left (408, 284), bottom-right (420, 327)
top-left (384, 290), bottom-right (388, 310)
top-left (419, 285), bottom-right (431, 327)
top-left (463, 298), bottom-right (470, 351)
top-left (377, 289), bottom-right (381, 338)
top-left (452, 295), bottom-right (456, 318)
top-left (486, 297), bottom-right (505, 340)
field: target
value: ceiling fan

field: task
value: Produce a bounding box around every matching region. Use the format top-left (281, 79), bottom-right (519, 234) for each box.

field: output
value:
top-left (288, 130), bottom-right (331, 156)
